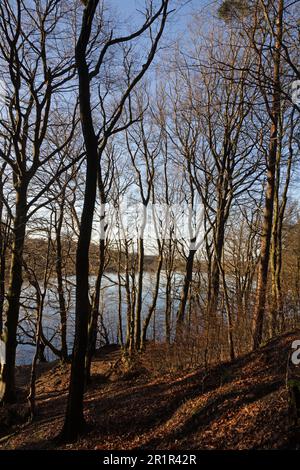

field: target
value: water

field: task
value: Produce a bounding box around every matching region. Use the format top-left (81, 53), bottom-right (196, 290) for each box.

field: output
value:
top-left (16, 272), bottom-right (183, 365)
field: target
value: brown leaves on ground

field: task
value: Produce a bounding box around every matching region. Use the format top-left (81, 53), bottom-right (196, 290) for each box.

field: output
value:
top-left (1, 331), bottom-right (300, 450)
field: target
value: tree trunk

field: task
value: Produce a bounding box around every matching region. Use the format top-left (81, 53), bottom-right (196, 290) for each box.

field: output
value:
top-left (0, 230), bottom-right (5, 337)
top-left (0, 180), bottom-right (27, 404)
top-left (141, 249), bottom-right (163, 349)
top-left (85, 238), bottom-right (105, 382)
top-left (270, 181), bottom-right (281, 336)
top-left (134, 237), bottom-right (144, 350)
top-left (117, 249), bottom-right (124, 346)
top-left (252, 0), bottom-right (283, 350)
top-left (165, 273), bottom-right (172, 345)
top-left (209, 218), bottom-right (226, 315)
top-left (221, 260), bottom-right (235, 361)
top-left (0, 171), bottom-right (6, 335)
top-left (61, 144), bottom-right (97, 441)
top-left (0, 251), bottom-right (5, 336)
top-left (124, 242), bottom-right (134, 352)
top-left (28, 290), bottom-right (45, 422)
top-left (60, 0), bottom-right (99, 441)
top-left (55, 204), bottom-right (68, 361)
top-left (176, 248), bottom-right (196, 337)
top-left (270, 111), bottom-right (293, 335)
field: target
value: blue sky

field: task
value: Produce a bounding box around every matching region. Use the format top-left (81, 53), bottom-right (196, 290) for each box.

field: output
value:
top-left (109, 0), bottom-right (198, 21)
top-left (108, 0), bottom-right (213, 37)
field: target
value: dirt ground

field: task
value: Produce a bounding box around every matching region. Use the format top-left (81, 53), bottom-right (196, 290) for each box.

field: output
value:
top-left (1, 331), bottom-right (300, 450)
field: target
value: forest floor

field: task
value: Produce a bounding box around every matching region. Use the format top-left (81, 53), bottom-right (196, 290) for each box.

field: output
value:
top-left (1, 330), bottom-right (300, 450)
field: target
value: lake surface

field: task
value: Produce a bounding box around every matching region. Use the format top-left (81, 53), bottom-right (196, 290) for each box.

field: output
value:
top-left (16, 272), bottom-right (184, 365)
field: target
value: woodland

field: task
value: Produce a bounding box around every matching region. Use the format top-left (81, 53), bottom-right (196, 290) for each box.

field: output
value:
top-left (0, 0), bottom-right (300, 451)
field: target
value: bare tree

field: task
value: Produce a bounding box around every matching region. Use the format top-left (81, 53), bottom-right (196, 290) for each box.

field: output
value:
top-left (252, 0), bottom-right (284, 348)
top-left (0, 0), bottom-right (77, 404)
top-left (61, 0), bottom-right (170, 441)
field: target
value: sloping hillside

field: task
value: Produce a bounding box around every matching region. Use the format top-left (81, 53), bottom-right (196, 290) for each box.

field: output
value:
top-left (1, 331), bottom-right (300, 450)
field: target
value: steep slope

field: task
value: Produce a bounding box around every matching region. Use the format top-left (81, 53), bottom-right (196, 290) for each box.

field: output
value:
top-left (1, 331), bottom-right (300, 450)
